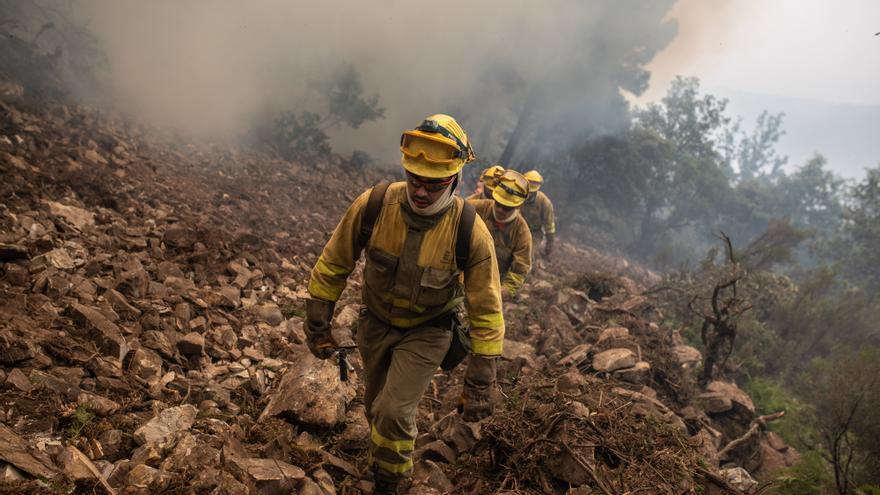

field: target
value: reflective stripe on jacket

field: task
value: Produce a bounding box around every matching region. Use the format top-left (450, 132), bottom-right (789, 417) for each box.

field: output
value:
top-left (308, 182), bottom-right (505, 356)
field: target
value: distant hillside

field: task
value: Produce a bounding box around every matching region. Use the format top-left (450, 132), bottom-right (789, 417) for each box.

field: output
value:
top-left (711, 87), bottom-right (880, 179)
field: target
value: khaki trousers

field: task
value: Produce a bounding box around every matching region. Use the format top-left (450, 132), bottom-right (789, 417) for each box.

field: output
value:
top-left (356, 310), bottom-right (452, 480)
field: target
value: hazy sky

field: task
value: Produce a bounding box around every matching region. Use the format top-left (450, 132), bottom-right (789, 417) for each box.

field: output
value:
top-left (642, 0), bottom-right (880, 105)
top-left (635, 0), bottom-right (880, 177)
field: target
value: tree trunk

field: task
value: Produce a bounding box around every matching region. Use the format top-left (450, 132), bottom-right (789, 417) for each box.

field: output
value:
top-left (499, 91), bottom-right (538, 167)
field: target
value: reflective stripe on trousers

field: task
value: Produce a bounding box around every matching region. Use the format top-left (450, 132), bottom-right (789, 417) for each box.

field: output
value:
top-left (356, 310), bottom-right (453, 479)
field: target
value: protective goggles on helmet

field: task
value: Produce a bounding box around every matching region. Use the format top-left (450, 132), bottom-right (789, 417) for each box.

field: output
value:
top-left (400, 119), bottom-right (475, 164)
top-left (405, 172), bottom-right (456, 193)
top-left (496, 181), bottom-right (528, 200)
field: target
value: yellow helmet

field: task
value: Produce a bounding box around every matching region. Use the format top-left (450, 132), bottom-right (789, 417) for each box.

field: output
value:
top-left (523, 170), bottom-right (544, 193)
top-left (481, 164), bottom-right (505, 190)
top-left (492, 170), bottom-right (530, 208)
top-left (400, 114), bottom-right (476, 179)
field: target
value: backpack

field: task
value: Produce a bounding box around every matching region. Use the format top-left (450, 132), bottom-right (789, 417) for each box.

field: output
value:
top-left (356, 182), bottom-right (475, 271)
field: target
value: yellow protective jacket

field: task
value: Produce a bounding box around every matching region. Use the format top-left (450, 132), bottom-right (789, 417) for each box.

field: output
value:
top-left (308, 182), bottom-right (505, 356)
top-left (520, 191), bottom-right (556, 237)
top-left (468, 199), bottom-right (532, 296)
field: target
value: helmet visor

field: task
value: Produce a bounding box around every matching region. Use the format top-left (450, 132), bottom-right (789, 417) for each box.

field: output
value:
top-left (400, 132), bottom-right (461, 164)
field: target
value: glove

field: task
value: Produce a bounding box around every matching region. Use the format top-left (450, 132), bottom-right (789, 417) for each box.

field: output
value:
top-left (461, 355), bottom-right (497, 422)
top-left (544, 233), bottom-right (555, 257)
top-left (305, 298), bottom-right (337, 360)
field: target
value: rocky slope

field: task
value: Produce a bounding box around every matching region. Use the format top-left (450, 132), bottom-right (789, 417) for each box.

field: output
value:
top-left (0, 84), bottom-right (798, 494)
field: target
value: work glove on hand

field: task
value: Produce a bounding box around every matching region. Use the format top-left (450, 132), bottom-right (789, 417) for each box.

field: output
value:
top-left (305, 298), bottom-right (337, 360)
top-left (544, 233), bottom-right (555, 257)
top-left (461, 354), bottom-right (497, 422)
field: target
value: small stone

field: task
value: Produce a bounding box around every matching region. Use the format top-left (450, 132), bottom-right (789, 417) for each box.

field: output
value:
top-left (5, 368), bottom-right (32, 393)
top-left (129, 347), bottom-right (164, 382)
top-left (77, 391), bottom-right (120, 416)
top-left (177, 332), bottom-right (205, 356)
top-left (56, 445), bottom-right (101, 481)
top-left (104, 288), bottom-right (141, 318)
top-left (224, 456), bottom-right (305, 495)
top-left (242, 346), bottom-right (265, 361)
top-left (250, 303), bottom-right (284, 326)
top-left (69, 303), bottom-right (130, 362)
top-left (672, 345), bottom-right (702, 367)
top-left (556, 369), bottom-right (588, 394)
top-left (597, 326), bottom-right (630, 342)
top-left (133, 405), bottom-right (198, 445)
top-left (592, 348), bottom-right (637, 373)
top-left (613, 361), bottom-right (651, 385)
top-left (333, 305), bottom-right (360, 329)
top-left (413, 460), bottom-right (454, 492)
top-left (558, 343), bottom-right (592, 367)
top-left (98, 430), bottom-right (124, 458)
top-left (417, 440), bottom-right (456, 464)
top-left (126, 464), bottom-right (173, 491)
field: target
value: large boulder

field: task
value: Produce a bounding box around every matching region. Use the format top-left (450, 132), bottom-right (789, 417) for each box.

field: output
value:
top-left (259, 352), bottom-right (356, 428)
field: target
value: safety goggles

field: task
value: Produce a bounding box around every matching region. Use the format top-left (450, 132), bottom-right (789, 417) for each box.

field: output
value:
top-left (496, 181), bottom-right (528, 200)
top-left (405, 172), bottom-right (456, 193)
top-left (400, 120), bottom-right (475, 164)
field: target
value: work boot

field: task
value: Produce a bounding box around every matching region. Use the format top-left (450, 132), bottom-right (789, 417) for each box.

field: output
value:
top-left (373, 477), bottom-right (400, 495)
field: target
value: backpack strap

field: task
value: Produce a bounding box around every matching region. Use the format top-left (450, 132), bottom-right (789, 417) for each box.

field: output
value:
top-left (455, 201), bottom-right (476, 272)
top-left (357, 181), bottom-right (390, 251)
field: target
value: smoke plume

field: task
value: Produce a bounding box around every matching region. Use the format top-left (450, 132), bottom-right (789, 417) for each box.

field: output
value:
top-left (40, 1), bottom-right (680, 164)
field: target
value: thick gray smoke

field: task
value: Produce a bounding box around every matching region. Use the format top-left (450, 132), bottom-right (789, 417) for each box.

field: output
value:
top-left (59, 0), bottom-right (677, 164)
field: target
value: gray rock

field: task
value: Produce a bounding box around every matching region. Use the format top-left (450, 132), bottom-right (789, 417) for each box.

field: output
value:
top-left (592, 348), bottom-right (637, 372)
top-left (133, 405), bottom-right (198, 445)
top-left (259, 352), bottom-right (356, 428)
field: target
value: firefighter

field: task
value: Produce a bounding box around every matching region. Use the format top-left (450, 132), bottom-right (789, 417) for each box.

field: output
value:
top-left (305, 114), bottom-right (504, 494)
top-left (521, 170), bottom-right (556, 257)
top-left (466, 164), bottom-right (505, 200)
top-left (468, 170), bottom-right (532, 298)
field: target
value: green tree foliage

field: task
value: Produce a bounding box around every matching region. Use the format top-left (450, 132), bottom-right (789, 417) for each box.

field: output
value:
top-left (830, 165), bottom-right (880, 293)
top-left (797, 348), bottom-right (880, 494)
top-left (268, 64), bottom-right (384, 161)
